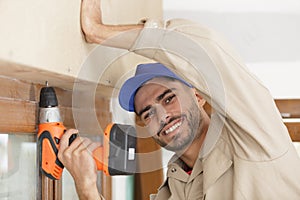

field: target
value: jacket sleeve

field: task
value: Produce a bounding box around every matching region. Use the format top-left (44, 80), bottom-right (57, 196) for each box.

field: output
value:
top-left (128, 18), bottom-right (292, 161)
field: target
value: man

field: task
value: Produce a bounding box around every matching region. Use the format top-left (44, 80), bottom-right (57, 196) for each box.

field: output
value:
top-left (58, 0), bottom-right (300, 199)
top-left (119, 62), bottom-right (209, 199)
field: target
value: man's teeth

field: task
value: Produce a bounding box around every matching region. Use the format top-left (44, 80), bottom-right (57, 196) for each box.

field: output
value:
top-left (165, 122), bottom-right (182, 134)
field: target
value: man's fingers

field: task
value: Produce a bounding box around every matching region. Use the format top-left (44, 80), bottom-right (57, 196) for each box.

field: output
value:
top-left (58, 132), bottom-right (101, 166)
top-left (72, 139), bottom-right (101, 159)
top-left (58, 129), bottom-right (78, 157)
top-left (88, 141), bottom-right (102, 152)
top-left (72, 137), bottom-right (93, 155)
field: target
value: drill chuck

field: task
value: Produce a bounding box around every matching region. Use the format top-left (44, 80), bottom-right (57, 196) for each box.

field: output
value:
top-left (38, 84), bottom-right (61, 123)
top-left (39, 86), bottom-right (58, 108)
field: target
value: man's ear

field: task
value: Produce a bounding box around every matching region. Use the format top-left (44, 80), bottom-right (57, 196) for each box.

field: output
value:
top-left (193, 88), bottom-right (206, 107)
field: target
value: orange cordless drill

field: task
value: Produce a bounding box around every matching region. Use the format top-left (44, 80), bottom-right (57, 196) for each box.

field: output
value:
top-left (37, 83), bottom-right (136, 180)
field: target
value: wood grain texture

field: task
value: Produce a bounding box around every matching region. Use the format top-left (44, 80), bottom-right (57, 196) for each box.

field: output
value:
top-left (285, 122), bottom-right (300, 142)
top-left (275, 99), bottom-right (300, 118)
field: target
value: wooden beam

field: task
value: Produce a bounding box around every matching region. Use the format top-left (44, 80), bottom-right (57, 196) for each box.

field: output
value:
top-left (274, 99), bottom-right (300, 142)
top-left (40, 175), bottom-right (62, 200)
top-left (134, 126), bottom-right (164, 200)
top-left (0, 98), bottom-right (37, 133)
top-left (284, 122), bottom-right (300, 142)
top-left (0, 59), bottom-right (116, 99)
top-left (0, 97), bottom-right (77, 134)
top-left (204, 99), bottom-right (300, 119)
top-left (275, 99), bottom-right (300, 118)
top-left (0, 75), bottom-right (114, 134)
top-left (102, 175), bottom-right (112, 200)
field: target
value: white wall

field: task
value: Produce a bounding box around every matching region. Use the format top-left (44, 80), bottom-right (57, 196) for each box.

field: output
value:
top-left (163, 0), bottom-right (300, 98)
top-left (164, 0), bottom-right (300, 12)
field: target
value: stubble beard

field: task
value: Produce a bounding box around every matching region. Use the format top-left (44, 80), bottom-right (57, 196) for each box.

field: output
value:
top-left (155, 100), bottom-right (201, 152)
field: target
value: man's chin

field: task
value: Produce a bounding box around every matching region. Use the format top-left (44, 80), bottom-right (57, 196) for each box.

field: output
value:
top-left (167, 134), bottom-right (195, 152)
top-left (164, 140), bottom-right (191, 152)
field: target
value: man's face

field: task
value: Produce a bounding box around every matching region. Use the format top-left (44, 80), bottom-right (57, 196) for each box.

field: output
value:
top-left (134, 77), bottom-right (202, 152)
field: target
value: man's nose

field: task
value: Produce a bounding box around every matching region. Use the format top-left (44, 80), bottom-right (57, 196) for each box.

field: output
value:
top-left (155, 104), bottom-right (170, 124)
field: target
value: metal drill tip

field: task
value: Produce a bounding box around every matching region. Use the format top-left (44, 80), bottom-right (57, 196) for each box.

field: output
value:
top-left (45, 81), bottom-right (49, 87)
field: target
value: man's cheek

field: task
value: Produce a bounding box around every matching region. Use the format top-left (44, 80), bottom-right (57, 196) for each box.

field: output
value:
top-left (146, 124), bottom-right (159, 137)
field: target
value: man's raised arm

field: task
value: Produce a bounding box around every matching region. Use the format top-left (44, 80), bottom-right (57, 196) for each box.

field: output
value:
top-left (81, 0), bottom-right (144, 48)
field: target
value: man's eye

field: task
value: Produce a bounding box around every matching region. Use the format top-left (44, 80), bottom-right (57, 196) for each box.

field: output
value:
top-left (143, 109), bottom-right (155, 120)
top-left (165, 94), bottom-right (176, 104)
top-left (143, 113), bottom-right (150, 120)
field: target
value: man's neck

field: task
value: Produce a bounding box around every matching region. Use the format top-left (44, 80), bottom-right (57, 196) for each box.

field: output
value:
top-left (178, 121), bottom-right (209, 168)
top-left (178, 139), bottom-right (203, 168)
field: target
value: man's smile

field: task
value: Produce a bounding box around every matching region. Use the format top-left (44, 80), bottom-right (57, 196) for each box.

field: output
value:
top-left (165, 121), bottom-right (182, 135)
top-left (157, 116), bottom-right (185, 137)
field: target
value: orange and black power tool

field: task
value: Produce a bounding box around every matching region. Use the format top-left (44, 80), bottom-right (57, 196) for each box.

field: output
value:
top-left (37, 83), bottom-right (137, 180)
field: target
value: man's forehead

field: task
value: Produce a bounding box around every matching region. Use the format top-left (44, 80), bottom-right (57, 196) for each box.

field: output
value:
top-left (134, 78), bottom-right (179, 110)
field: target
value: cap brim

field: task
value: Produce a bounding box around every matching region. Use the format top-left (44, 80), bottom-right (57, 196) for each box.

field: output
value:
top-left (119, 74), bottom-right (158, 112)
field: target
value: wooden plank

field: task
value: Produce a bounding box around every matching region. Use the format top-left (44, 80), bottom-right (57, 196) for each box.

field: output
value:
top-left (0, 60), bottom-right (116, 99)
top-left (0, 76), bottom-right (112, 134)
top-left (41, 175), bottom-right (62, 200)
top-left (54, 179), bottom-right (62, 200)
top-left (204, 99), bottom-right (300, 119)
top-left (0, 75), bottom-right (74, 133)
top-left (0, 98), bottom-right (80, 134)
top-left (10, 102), bottom-right (111, 135)
top-left (102, 175), bottom-right (112, 200)
top-left (0, 98), bottom-right (37, 133)
top-left (0, 75), bottom-right (39, 101)
top-left (0, 60), bottom-right (76, 92)
top-left (42, 176), bottom-right (53, 200)
top-left (134, 126), bottom-right (164, 200)
top-left (275, 99), bottom-right (300, 118)
top-left (285, 122), bottom-right (300, 142)
top-left (135, 169), bottom-right (163, 200)
top-left (100, 99), bottom-right (112, 200)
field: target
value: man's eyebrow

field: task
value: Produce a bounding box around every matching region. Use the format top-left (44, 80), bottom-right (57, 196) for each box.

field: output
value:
top-left (137, 105), bottom-right (152, 117)
top-left (155, 88), bottom-right (175, 102)
top-left (137, 88), bottom-right (176, 117)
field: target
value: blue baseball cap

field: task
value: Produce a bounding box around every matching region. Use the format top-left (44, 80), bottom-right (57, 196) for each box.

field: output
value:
top-left (119, 63), bottom-right (192, 112)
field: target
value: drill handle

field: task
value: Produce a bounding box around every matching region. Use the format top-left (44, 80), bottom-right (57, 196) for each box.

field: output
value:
top-left (93, 147), bottom-right (108, 173)
top-left (38, 122), bottom-right (66, 180)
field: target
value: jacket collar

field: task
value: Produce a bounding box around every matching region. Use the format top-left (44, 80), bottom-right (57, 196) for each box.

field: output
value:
top-left (167, 155), bottom-right (190, 182)
top-left (166, 154), bottom-right (204, 183)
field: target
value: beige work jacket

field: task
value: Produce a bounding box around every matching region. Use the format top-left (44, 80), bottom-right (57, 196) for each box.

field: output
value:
top-left (111, 18), bottom-right (300, 199)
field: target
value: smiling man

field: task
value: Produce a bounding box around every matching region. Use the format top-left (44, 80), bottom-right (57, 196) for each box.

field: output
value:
top-left (119, 63), bottom-right (210, 199)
